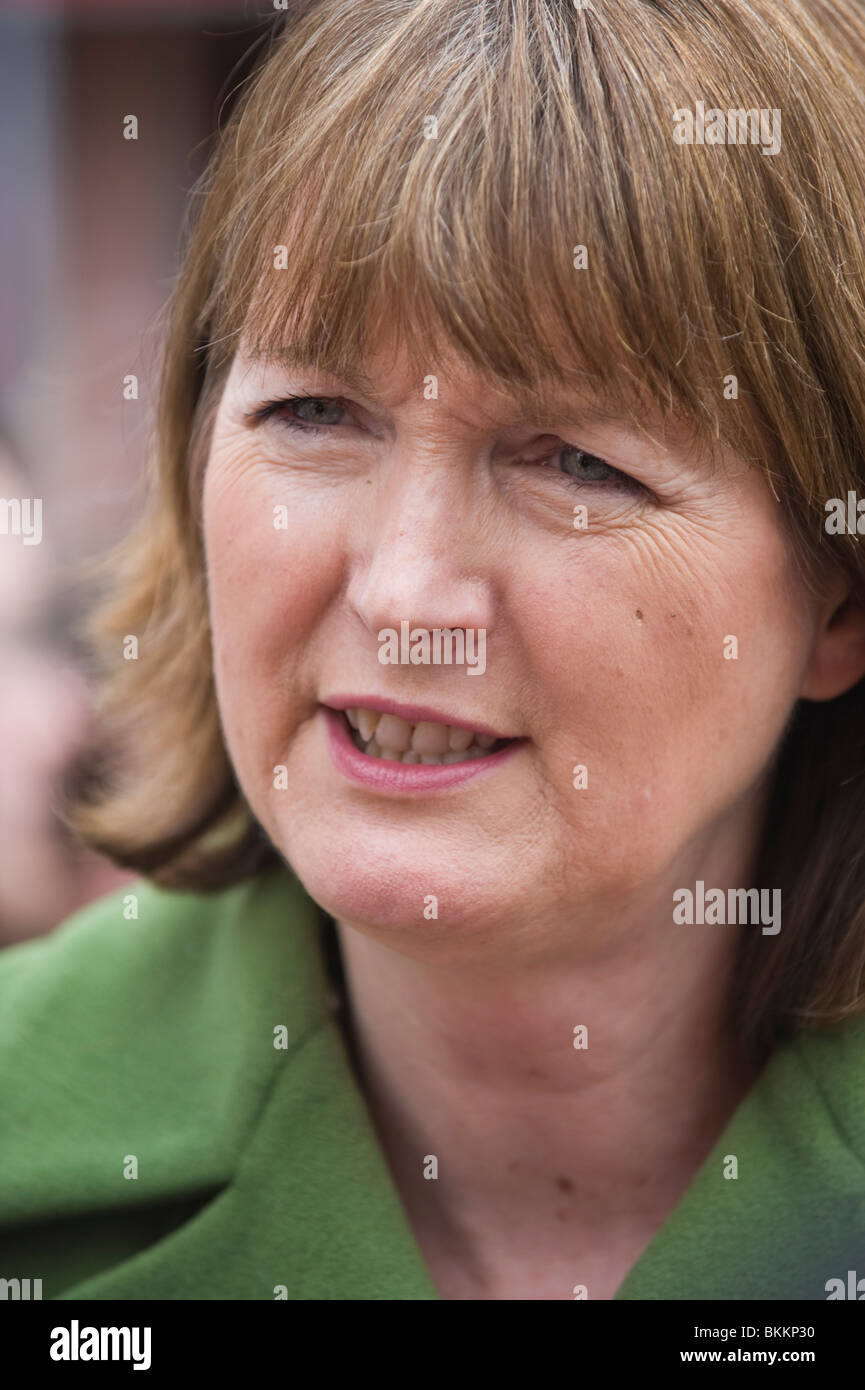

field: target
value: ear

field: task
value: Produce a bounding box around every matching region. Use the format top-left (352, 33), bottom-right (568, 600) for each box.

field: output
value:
top-left (799, 580), bottom-right (865, 701)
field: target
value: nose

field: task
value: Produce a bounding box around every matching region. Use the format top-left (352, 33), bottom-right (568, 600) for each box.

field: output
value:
top-left (344, 454), bottom-right (493, 641)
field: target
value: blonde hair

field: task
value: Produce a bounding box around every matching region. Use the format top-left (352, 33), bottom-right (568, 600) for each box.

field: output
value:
top-left (72, 0), bottom-right (865, 1056)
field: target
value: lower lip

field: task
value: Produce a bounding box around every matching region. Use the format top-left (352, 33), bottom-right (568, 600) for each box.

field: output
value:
top-left (322, 706), bottom-right (522, 794)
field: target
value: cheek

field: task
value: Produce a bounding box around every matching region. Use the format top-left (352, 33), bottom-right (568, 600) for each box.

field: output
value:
top-left (203, 452), bottom-right (336, 655)
top-left (515, 519), bottom-right (807, 867)
top-left (201, 454), bottom-right (342, 772)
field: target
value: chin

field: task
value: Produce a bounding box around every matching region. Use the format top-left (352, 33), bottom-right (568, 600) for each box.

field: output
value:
top-left (278, 822), bottom-right (503, 938)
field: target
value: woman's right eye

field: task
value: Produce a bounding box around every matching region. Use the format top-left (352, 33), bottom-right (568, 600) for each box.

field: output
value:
top-left (254, 396), bottom-right (350, 431)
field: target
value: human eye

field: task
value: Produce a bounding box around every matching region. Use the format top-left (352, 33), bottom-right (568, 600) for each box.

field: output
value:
top-left (250, 395), bottom-right (351, 434)
top-left (541, 445), bottom-right (644, 493)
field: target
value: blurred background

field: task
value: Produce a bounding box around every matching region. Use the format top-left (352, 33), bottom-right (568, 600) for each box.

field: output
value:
top-left (0, 0), bottom-right (269, 942)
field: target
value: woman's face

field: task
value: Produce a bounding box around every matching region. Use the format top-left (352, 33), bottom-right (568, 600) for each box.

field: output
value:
top-left (202, 335), bottom-right (824, 959)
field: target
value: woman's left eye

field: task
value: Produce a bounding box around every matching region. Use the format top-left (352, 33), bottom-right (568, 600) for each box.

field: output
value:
top-left (539, 446), bottom-right (637, 490)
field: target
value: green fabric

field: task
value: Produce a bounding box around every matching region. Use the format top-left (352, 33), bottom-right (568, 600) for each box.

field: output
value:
top-left (0, 866), bottom-right (862, 1300)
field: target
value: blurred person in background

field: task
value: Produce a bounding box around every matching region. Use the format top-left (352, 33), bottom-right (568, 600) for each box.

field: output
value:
top-left (0, 438), bottom-right (127, 942)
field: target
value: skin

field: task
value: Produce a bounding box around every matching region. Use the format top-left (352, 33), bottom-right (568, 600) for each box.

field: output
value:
top-left (202, 333), bottom-right (865, 1299)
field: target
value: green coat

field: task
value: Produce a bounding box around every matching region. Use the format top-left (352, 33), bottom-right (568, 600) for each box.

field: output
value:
top-left (0, 868), bottom-right (863, 1300)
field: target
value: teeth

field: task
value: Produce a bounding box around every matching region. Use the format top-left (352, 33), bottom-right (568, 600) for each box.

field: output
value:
top-left (417, 745), bottom-right (487, 765)
top-left (345, 707), bottom-right (503, 764)
top-left (357, 708), bottom-right (380, 741)
top-left (375, 714), bottom-right (413, 752)
top-left (411, 721), bottom-right (450, 755)
top-left (448, 725), bottom-right (474, 751)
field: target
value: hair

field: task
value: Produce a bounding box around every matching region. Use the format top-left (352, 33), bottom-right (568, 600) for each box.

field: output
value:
top-left (70, 0), bottom-right (865, 1059)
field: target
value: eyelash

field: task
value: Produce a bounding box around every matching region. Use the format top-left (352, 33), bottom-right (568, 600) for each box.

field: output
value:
top-left (251, 396), bottom-right (643, 494)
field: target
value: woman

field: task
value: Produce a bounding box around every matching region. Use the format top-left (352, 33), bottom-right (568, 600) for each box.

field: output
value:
top-left (2, 0), bottom-right (865, 1301)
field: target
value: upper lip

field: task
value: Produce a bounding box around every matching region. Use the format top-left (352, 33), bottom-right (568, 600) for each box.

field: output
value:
top-left (323, 695), bottom-right (515, 741)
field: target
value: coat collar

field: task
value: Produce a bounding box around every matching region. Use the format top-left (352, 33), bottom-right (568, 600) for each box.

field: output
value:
top-left (57, 869), bottom-right (440, 1299)
top-left (13, 868), bottom-right (861, 1300)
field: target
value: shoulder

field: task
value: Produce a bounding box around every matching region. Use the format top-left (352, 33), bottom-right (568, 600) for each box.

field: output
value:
top-left (0, 867), bottom-right (325, 1051)
top-left (786, 1012), bottom-right (865, 1167)
top-left (0, 867), bottom-right (330, 1223)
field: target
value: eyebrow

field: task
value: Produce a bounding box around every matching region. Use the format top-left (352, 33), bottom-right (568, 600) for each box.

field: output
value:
top-left (245, 349), bottom-right (381, 402)
top-left (245, 347), bottom-right (656, 435)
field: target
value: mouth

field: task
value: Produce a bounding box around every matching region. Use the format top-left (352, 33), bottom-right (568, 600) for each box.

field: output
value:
top-left (321, 698), bottom-right (522, 792)
top-left (338, 706), bottom-right (509, 765)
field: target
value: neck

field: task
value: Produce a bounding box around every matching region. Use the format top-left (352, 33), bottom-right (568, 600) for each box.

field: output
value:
top-left (333, 870), bottom-right (767, 1297)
